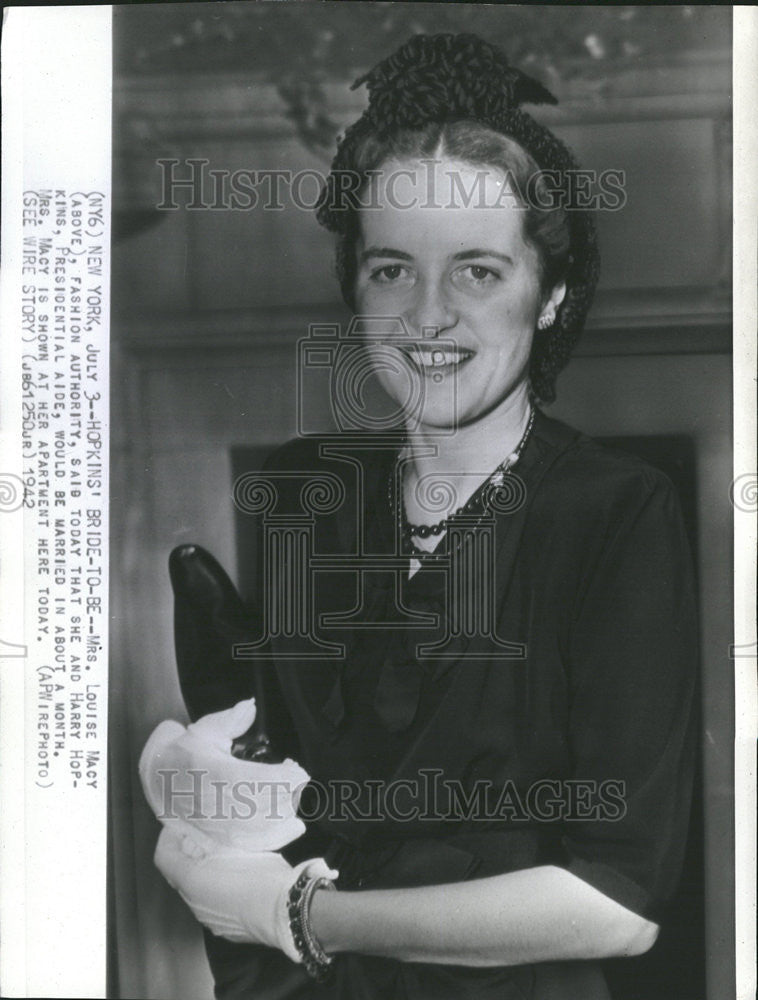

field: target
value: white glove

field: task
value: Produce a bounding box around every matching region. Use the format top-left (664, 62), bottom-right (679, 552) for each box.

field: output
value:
top-left (154, 825), bottom-right (338, 958)
top-left (139, 699), bottom-right (309, 853)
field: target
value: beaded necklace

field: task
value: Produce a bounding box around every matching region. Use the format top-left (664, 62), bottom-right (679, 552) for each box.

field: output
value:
top-left (388, 406), bottom-right (536, 563)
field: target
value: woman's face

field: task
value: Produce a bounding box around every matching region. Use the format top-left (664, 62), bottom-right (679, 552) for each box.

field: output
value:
top-left (354, 157), bottom-right (561, 430)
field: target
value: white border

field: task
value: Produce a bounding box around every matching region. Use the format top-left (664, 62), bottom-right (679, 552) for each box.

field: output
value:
top-left (0, 8), bottom-right (29, 993)
top-left (0, 4), bottom-right (753, 997)
top-left (0, 6), bottom-right (112, 997)
top-left (733, 9), bottom-right (758, 1000)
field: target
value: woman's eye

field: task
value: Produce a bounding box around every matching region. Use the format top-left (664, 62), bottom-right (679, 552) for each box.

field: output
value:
top-left (462, 265), bottom-right (498, 283)
top-left (371, 264), bottom-right (408, 283)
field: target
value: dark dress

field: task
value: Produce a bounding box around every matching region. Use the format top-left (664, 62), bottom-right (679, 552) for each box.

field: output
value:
top-left (204, 409), bottom-right (698, 1000)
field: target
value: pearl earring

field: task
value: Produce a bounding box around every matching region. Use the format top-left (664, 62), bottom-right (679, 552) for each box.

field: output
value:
top-left (537, 311), bottom-right (555, 331)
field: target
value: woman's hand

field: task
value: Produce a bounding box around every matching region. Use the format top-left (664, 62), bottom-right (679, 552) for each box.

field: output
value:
top-left (154, 827), bottom-right (337, 958)
top-left (138, 699), bottom-right (309, 853)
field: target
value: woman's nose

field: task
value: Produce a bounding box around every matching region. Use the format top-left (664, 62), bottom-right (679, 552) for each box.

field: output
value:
top-left (405, 278), bottom-right (456, 337)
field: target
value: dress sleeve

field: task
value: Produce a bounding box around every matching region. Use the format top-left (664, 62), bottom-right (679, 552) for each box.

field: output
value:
top-left (560, 471), bottom-right (699, 922)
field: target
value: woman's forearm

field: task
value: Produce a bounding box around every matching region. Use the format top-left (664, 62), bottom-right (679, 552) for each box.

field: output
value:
top-left (309, 865), bottom-right (658, 967)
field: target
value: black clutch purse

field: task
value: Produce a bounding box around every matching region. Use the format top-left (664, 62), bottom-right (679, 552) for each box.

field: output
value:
top-left (168, 543), bottom-right (282, 763)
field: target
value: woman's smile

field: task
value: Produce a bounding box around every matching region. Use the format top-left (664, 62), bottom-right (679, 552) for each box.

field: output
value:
top-left (397, 342), bottom-right (476, 378)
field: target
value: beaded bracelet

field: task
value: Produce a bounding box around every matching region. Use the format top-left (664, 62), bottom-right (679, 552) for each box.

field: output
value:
top-left (287, 872), bottom-right (336, 981)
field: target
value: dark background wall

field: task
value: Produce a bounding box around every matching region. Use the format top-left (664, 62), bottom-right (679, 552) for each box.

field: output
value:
top-left (109, 6), bottom-right (733, 998)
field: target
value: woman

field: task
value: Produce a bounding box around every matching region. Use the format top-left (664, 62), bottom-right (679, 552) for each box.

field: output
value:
top-left (149, 33), bottom-right (697, 1000)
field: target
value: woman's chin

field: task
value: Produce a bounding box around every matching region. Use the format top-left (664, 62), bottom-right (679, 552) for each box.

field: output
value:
top-left (411, 400), bottom-right (479, 432)
top-left (380, 366), bottom-right (527, 432)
